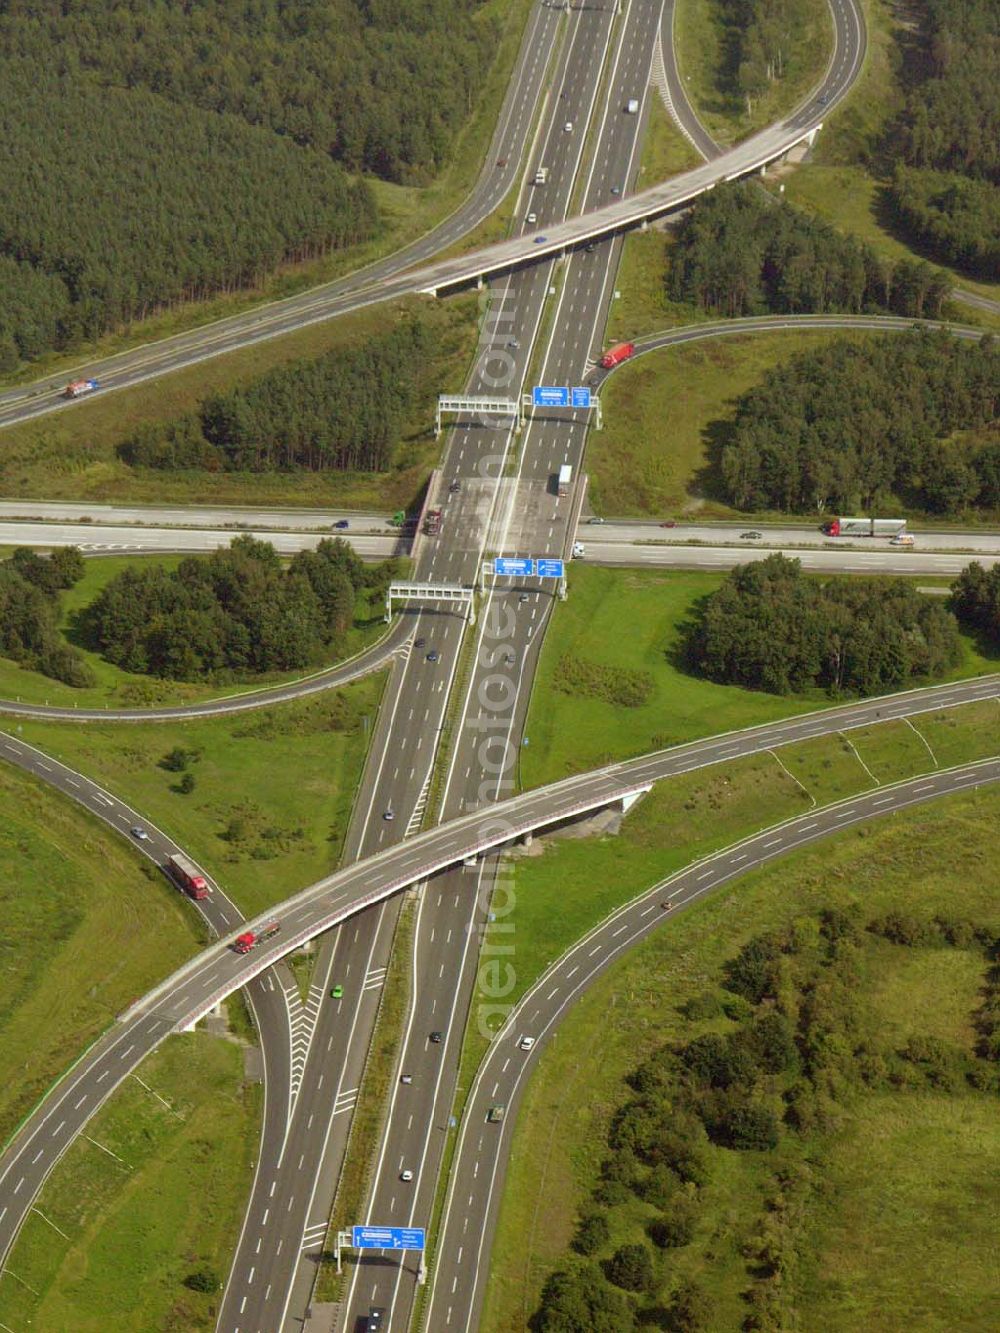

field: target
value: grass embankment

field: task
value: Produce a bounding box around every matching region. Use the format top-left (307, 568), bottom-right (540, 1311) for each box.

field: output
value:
top-left (519, 566), bottom-right (998, 788)
top-left (0, 765), bottom-right (203, 1148)
top-left (674, 0), bottom-right (832, 147)
top-left (587, 329), bottom-right (877, 520)
top-left (772, 0), bottom-right (1000, 318)
top-left (460, 694), bottom-right (1000, 1092)
top-left (0, 1034), bottom-right (259, 1332)
top-left (0, 294), bottom-right (477, 510)
top-left (0, 0), bottom-right (534, 395)
top-left (11, 675), bottom-right (385, 920)
top-left (0, 553), bottom-right (392, 709)
top-left (481, 783), bottom-right (1000, 1332)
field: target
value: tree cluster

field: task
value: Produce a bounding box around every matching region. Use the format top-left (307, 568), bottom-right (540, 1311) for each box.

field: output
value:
top-left (0, 0), bottom-right (495, 186)
top-left (0, 547), bottom-right (93, 687)
top-left (685, 555), bottom-right (961, 696)
top-left (0, 59), bottom-right (375, 366)
top-left (532, 901), bottom-right (999, 1331)
top-left (718, 330), bottom-right (1000, 515)
top-left (711, 0), bottom-right (815, 114)
top-left (86, 536), bottom-right (392, 681)
top-left (950, 562), bottom-right (1000, 647)
top-left (883, 0), bottom-right (1000, 277)
top-left (668, 183), bottom-right (951, 319)
top-left (119, 321), bottom-right (428, 474)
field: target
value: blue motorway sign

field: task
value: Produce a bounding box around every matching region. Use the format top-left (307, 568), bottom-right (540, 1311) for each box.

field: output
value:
top-left (571, 387), bottom-right (592, 409)
top-left (494, 557), bottom-right (535, 577)
top-left (536, 558), bottom-right (565, 578)
top-left (532, 385), bottom-right (570, 408)
top-left (352, 1225), bottom-right (426, 1251)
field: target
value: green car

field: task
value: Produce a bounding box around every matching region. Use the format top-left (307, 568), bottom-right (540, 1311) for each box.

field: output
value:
top-left (330, 984), bottom-right (344, 999)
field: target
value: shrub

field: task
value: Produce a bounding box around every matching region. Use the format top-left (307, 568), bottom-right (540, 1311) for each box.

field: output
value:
top-left (606, 1243), bottom-right (654, 1293)
top-left (573, 1211), bottom-right (610, 1256)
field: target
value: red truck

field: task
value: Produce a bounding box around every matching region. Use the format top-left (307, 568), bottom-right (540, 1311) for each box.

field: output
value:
top-left (424, 508), bottom-right (443, 535)
top-left (167, 852), bottom-right (210, 900)
top-left (233, 921), bottom-right (282, 955)
top-left (599, 342), bottom-right (634, 370)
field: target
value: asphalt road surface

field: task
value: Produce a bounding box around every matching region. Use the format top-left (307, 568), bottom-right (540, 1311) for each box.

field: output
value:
top-left (584, 519), bottom-right (1000, 554)
top-left (426, 752), bottom-right (1000, 1331)
top-left (0, 500), bottom-right (392, 533)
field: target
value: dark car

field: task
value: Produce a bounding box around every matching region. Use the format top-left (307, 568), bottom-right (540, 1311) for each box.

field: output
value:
top-left (426, 649), bottom-right (440, 663)
top-left (414, 636), bottom-right (426, 649)
top-left (740, 531), bottom-right (762, 539)
top-left (333, 519), bottom-right (349, 529)
top-left (660, 520), bottom-right (677, 528)
top-left (496, 157), bottom-right (508, 168)
top-left (130, 826), bottom-right (149, 841)
top-left (367, 1308), bottom-right (387, 1333)
top-left (534, 235), bottom-right (547, 244)
top-left (449, 478), bottom-right (461, 491)
top-left (430, 1030), bottom-right (444, 1043)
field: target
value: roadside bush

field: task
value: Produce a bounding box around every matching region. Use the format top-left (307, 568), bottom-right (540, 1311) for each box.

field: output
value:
top-left (606, 1243), bottom-right (654, 1293)
top-left (648, 1196), bottom-right (698, 1249)
top-left (572, 1211), bottom-right (610, 1256)
top-left (533, 1264), bottom-right (634, 1332)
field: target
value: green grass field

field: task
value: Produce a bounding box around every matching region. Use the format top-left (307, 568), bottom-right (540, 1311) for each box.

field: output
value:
top-left (480, 784), bottom-right (1000, 1332)
top-left (0, 1033), bottom-right (258, 1332)
top-left (11, 674), bottom-right (385, 920)
top-left (518, 567), bottom-right (998, 790)
top-left (586, 329), bottom-right (877, 520)
top-left (674, 0), bottom-right (832, 147)
top-left (0, 553), bottom-right (392, 709)
top-left (0, 294), bottom-right (477, 511)
top-left (0, 764), bottom-right (203, 1148)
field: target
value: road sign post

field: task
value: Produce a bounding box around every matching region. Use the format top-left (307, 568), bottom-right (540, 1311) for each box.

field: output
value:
top-left (494, 557), bottom-right (535, 578)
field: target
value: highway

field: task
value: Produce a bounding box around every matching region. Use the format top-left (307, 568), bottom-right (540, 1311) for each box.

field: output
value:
top-left (584, 519), bottom-right (1000, 554)
top-left (426, 751), bottom-right (1000, 1331)
top-left (1, 673), bottom-right (997, 1284)
top-left (0, 500), bottom-right (391, 533)
top-left (0, 0), bottom-right (866, 435)
top-left (591, 541), bottom-right (1000, 576)
top-left (217, 3), bottom-right (640, 1326)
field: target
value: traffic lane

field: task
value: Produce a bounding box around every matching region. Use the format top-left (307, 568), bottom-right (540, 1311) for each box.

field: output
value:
top-left (429, 754), bottom-right (1000, 1331)
top-left (0, 500), bottom-right (392, 532)
top-left (0, 519), bottom-right (403, 557)
top-left (583, 521), bottom-right (1000, 554)
top-left (659, 0), bottom-right (720, 159)
top-left (589, 542), bottom-right (1000, 575)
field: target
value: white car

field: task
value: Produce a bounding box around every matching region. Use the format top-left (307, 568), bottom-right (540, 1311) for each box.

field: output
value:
top-left (526, 211), bottom-right (537, 225)
top-left (890, 533), bottom-right (915, 547)
top-left (400, 1169), bottom-right (414, 1182)
top-left (519, 1035), bottom-right (535, 1051)
top-left (572, 542), bottom-right (585, 559)
top-left (564, 121), bottom-right (573, 133)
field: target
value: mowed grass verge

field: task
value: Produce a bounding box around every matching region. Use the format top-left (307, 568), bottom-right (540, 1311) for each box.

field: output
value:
top-left (0, 553), bottom-right (392, 710)
top-left (518, 567), bottom-right (998, 789)
top-left (0, 764), bottom-right (203, 1147)
top-left (11, 674), bottom-right (386, 920)
top-left (0, 1034), bottom-right (258, 1332)
top-left (0, 294), bottom-right (477, 511)
top-left (458, 695), bottom-right (1000, 1096)
top-left (481, 784), bottom-right (1000, 1332)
